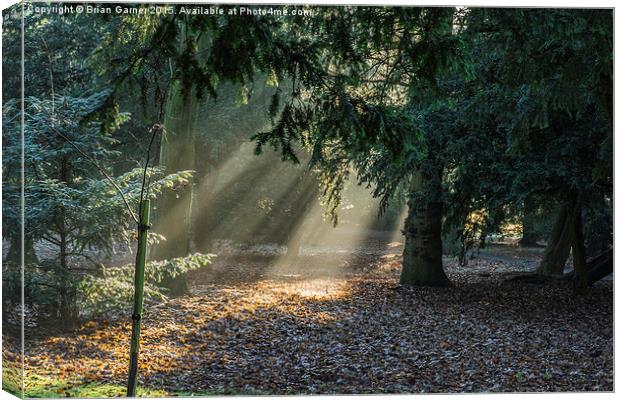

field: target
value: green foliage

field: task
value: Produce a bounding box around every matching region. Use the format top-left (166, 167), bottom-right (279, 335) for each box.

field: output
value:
top-left (2, 6), bottom-right (614, 310)
top-left (2, 9), bottom-right (108, 102)
top-left (248, 6), bottom-right (612, 267)
top-left (3, 263), bottom-right (73, 310)
top-left (3, 93), bottom-right (194, 260)
top-left (79, 253), bottom-right (214, 317)
top-left (100, 5), bottom-right (326, 117)
top-left (253, 8), bottom-right (466, 222)
top-left (2, 91), bottom-right (195, 321)
top-left (3, 253), bottom-right (212, 318)
top-left (455, 8), bottom-right (612, 231)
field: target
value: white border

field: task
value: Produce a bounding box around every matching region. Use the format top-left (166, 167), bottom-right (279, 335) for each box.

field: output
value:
top-left (0, 1), bottom-right (615, 400)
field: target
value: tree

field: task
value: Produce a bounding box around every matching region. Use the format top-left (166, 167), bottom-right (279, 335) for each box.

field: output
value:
top-left (255, 7), bottom-right (467, 286)
top-left (100, 6), bottom-right (326, 293)
top-left (2, 89), bottom-right (195, 322)
top-left (2, 9), bottom-right (110, 266)
top-left (46, 6), bottom-right (611, 293)
top-left (256, 7), bottom-right (613, 290)
top-left (461, 8), bottom-right (613, 287)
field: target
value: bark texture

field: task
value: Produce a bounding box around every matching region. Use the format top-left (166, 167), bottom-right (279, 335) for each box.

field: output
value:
top-left (537, 204), bottom-right (573, 277)
top-left (400, 172), bottom-right (450, 287)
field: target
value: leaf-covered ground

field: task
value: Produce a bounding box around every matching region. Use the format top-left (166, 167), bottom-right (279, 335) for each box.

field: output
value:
top-left (14, 244), bottom-right (614, 396)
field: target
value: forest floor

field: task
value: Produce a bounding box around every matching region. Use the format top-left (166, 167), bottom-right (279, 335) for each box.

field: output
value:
top-left (5, 241), bottom-right (614, 396)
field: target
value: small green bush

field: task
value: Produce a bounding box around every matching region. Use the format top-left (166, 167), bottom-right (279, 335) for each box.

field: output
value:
top-left (2, 253), bottom-right (215, 320)
top-left (79, 252), bottom-right (215, 317)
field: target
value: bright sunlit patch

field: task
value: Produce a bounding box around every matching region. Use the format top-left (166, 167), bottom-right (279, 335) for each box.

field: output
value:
top-left (262, 172), bottom-right (407, 282)
top-left (267, 277), bottom-right (349, 300)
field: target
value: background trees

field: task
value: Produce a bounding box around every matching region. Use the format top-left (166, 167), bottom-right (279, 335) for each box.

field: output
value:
top-left (2, 8), bottom-right (204, 322)
top-left (2, 6), bottom-right (613, 329)
top-left (100, 6), bottom-right (612, 290)
top-left (99, 6), bottom-right (325, 264)
top-left (1, 5), bottom-right (613, 398)
top-left (462, 8), bottom-right (613, 288)
top-left (254, 7), bottom-right (468, 286)
top-left (254, 7), bottom-right (613, 288)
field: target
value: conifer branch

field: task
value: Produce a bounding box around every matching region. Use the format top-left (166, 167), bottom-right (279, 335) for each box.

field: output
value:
top-left (50, 126), bottom-right (140, 224)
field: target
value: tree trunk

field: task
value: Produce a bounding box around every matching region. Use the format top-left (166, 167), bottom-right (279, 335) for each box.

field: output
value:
top-left (152, 83), bottom-right (199, 295)
top-left (192, 158), bottom-right (220, 252)
top-left (584, 248), bottom-right (612, 284)
top-left (537, 204), bottom-right (573, 277)
top-left (5, 235), bottom-right (38, 265)
top-left (400, 171), bottom-right (450, 287)
top-left (519, 195), bottom-right (540, 247)
top-left (57, 156), bottom-right (77, 325)
top-left (285, 230), bottom-right (303, 259)
top-left (153, 82), bottom-right (197, 261)
top-left (570, 204), bottom-right (588, 293)
top-left (57, 275), bottom-right (77, 325)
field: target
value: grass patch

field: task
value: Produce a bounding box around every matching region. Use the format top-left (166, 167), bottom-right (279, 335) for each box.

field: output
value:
top-left (25, 374), bottom-right (167, 398)
top-left (23, 373), bottom-right (272, 398)
top-left (2, 365), bottom-right (23, 398)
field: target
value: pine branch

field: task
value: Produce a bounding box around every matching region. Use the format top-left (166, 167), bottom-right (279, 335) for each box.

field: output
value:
top-left (49, 126), bottom-right (139, 224)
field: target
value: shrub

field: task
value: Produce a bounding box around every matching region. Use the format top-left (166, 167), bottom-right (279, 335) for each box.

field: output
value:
top-left (2, 253), bottom-right (215, 321)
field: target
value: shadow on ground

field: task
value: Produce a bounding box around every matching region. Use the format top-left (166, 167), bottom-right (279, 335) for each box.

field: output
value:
top-left (18, 245), bottom-right (613, 396)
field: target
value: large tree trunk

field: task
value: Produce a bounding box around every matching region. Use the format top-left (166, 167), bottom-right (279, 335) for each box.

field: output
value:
top-left (400, 171), bottom-right (450, 287)
top-left (516, 198), bottom-right (612, 288)
top-left (192, 156), bottom-right (220, 252)
top-left (152, 82), bottom-right (199, 295)
top-left (153, 83), bottom-right (197, 259)
top-left (562, 249), bottom-right (612, 284)
top-left (519, 195), bottom-right (540, 247)
top-left (537, 204), bottom-right (573, 277)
